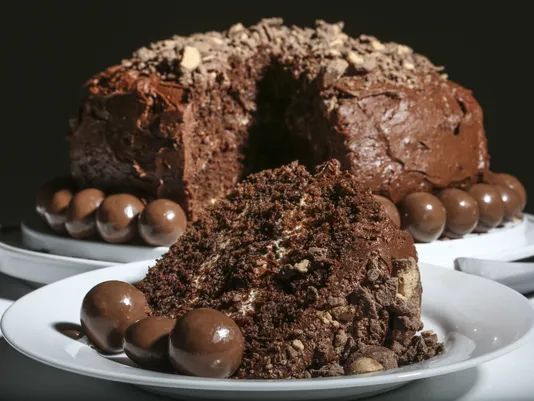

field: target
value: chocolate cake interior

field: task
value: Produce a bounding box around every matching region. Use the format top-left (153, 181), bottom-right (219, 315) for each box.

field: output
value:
top-left (242, 60), bottom-right (323, 175)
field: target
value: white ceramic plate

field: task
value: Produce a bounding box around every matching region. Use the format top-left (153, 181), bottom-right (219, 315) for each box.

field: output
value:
top-left (416, 215), bottom-right (534, 267)
top-left (21, 214), bottom-right (167, 263)
top-left (21, 213), bottom-right (534, 271)
top-left (2, 262), bottom-right (533, 400)
top-left (0, 229), bottom-right (113, 285)
top-left (0, 298), bottom-right (12, 337)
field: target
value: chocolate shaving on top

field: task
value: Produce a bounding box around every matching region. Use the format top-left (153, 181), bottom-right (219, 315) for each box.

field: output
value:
top-left (123, 18), bottom-right (442, 90)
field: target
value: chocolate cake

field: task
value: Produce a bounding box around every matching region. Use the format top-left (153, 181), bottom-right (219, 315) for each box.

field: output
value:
top-left (69, 18), bottom-right (487, 221)
top-left (138, 161), bottom-right (442, 379)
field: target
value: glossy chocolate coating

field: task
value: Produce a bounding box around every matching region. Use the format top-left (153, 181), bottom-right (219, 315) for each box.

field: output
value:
top-left (400, 192), bottom-right (446, 243)
top-left (36, 176), bottom-right (76, 216)
top-left (124, 316), bottom-right (176, 370)
top-left (65, 188), bottom-right (105, 239)
top-left (80, 280), bottom-right (149, 353)
top-left (496, 185), bottom-right (522, 221)
top-left (468, 184), bottom-right (504, 232)
top-left (169, 308), bottom-right (245, 378)
top-left (36, 177), bottom-right (77, 233)
top-left (373, 195), bottom-right (401, 228)
top-left (438, 188), bottom-right (479, 237)
top-left (487, 172), bottom-right (527, 211)
top-left (138, 199), bottom-right (187, 246)
top-left (96, 194), bottom-right (145, 243)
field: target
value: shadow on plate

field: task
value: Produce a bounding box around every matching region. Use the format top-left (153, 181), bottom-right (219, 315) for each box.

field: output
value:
top-left (53, 322), bottom-right (85, 340)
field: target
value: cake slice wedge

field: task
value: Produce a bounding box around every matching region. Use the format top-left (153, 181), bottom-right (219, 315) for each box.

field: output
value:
top-left (138, 160), bottom-right (442, 378)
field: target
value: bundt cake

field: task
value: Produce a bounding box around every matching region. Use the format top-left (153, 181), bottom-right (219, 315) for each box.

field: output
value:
top-left (69, 18), bottom-right (487, 221)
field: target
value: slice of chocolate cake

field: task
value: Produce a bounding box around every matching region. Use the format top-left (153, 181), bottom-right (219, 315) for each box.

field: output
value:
top-left (138, 160), bottom-right (441, 379)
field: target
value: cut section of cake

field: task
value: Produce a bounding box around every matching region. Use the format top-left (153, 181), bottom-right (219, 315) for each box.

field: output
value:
top-left (138, 160), bottom-right (442, 379)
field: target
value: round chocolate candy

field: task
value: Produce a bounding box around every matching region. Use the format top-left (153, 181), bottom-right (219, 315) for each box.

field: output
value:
top-left (80, 280), bottom-right (149, 353)
top-left (35, 176), bottom-right (76, 217)
top-left (468, 184), bottom-right (504, 232)
top-left (96, 194), bottom-right (145, 243)
top-left (496, 185), bottom-right (522, 221)
top-left (36, 176), bottom-right (77, 233)
top-left (65, 188), bottom-right (105, 239)
top-left (373, 195), bottom-right (401, 228)
top-left (124, 316), bottom-right (176, 370)
top-left (438, 188), bottom-right (479, 237)
top-left (138, 199), bottom-right (187, 246)
top-left (399, 192), bottom-right (446, 243)
top-left (486, 172), bottom-right (527, 211)
top-left (169, 308), bottom-right (245, 378)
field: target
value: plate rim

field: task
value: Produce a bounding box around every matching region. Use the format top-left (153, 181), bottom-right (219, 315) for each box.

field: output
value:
top-left (20, 214), bottom-right (534, 269)
top-left (0, 233), bottom-right (113, 266)
top-left (415, 214), bottom-right (534, 267)
top-left (2, 261), bottom-right (534, 392)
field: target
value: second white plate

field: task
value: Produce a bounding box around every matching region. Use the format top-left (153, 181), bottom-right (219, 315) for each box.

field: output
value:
top-left (417, 215), bottom-right (533, 267)
top-left (21, 213), bottom-right (534, 271)
top-left (0, 229), bottom-right (112, 285)
top-left (21, 214), bottom-right (167, 263)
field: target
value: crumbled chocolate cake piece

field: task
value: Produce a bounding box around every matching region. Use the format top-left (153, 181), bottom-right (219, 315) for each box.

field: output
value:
top-left (137, 161), bottom-right (442, 378)
top-left (344, 344), bottom-right (399, 374)
top-left (69, 19), bottom-right (488, 219)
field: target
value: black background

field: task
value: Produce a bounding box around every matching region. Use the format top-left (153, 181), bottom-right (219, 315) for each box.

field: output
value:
top-left (0, 1), bottom-right (532, 223)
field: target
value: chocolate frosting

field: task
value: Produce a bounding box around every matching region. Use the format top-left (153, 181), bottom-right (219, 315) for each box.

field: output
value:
top-left (333, 79), bottom-right (487, 202)
top-left (69, 19), bottom-right (488, 219)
